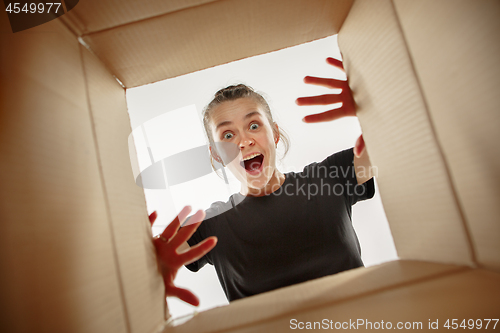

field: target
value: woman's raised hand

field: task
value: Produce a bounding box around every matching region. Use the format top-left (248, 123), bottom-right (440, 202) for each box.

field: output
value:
top-left (296, 57), bottom-right (356, 121)
top-left (296, 57), bottom-right (365, 157)
top-left (149, 206), bottom-right (217, 306)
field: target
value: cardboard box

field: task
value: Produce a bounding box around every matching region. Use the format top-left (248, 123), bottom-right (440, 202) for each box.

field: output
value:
top-left (1, 0), bottom-right (499, 332)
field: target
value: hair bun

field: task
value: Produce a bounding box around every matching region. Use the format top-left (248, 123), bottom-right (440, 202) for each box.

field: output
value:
top-left (215, 84), bottom-right (255, 98)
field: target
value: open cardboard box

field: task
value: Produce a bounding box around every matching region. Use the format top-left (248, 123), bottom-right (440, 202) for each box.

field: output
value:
top-left (1, 0), bottom-right (499, 332)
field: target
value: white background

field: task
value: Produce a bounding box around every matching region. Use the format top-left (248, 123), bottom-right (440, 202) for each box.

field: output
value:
top-left (126, 35), bottom-right (398, 319)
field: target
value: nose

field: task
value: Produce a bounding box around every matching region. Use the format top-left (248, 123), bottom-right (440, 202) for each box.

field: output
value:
top-left (238, 134), bottom-right (255, 149)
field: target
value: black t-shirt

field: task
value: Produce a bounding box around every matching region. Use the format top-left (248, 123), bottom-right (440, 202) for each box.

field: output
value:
top-left (186, 148), bottom-right (375, 301)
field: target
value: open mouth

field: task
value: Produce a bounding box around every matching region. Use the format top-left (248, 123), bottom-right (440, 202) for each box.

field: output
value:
top-left (241, 153), bottom-right (264, 173)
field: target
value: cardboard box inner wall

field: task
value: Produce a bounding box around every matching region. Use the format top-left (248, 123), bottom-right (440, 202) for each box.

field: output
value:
top-left (62, 0), bottom-right (354, 87)
top-left (1, 0), bottom-right (499, 332)
top-left (339, 0), bottom-right (500, 271)
top-left (0, 14), bottom-right (166, 333)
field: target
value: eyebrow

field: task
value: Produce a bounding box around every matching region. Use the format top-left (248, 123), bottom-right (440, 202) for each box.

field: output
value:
top-left (215, 111), bottom-right (261, 132)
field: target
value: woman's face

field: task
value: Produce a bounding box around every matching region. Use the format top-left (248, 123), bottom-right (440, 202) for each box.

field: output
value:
top-left (209, 98), bottom-right (279, 192)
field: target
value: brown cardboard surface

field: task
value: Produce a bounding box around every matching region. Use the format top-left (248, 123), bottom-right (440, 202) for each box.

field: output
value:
top-left (393, 0), bottom-right (500, 271)
top-left (337, 0), bottom-right (474, 266)
top-left (80, 44), bottom-right (166, 332)
top-left (0, 16), bottom-right (128, 333)
top-left (228, 268), bottom-right (500, 332)
top-left (3, 0), bottom-right (499, 331)
top-left (169, 261), bottom-right (465, 333)
top-left (77, 0), bottom-right (353, 88)
top-left (62, 0), bottom-right (217, 35)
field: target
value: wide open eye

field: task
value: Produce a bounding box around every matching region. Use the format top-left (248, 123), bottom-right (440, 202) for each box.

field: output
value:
top-left (249, 123), bottom-right (259, 130)
top-left (223, 132), bottom-right (234, 140)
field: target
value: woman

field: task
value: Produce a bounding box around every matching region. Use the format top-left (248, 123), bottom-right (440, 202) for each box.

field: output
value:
top-left (149, 58), bottom-right (375, 306)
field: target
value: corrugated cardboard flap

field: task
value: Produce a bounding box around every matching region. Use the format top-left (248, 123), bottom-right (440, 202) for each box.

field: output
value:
top-left (0, 15), bottom-right (130, 332)
top-left (225, 264), bottom-right (500, 332)
top-left (63, 0), bottom-right (353, 88)
top-left (169, 261), bottom-right (469, 333)
top-left (61, 0), bottom-right (218, 35)
top-left (338, 0), bottom-right (476, 267)
top-left (80, 42), bottom-right (167, 332)
top-left (393, 0), bottom-right (500, 271)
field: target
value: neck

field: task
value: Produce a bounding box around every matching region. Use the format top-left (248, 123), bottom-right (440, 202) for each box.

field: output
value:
top-left (240, 169), bottom-right (286, 197)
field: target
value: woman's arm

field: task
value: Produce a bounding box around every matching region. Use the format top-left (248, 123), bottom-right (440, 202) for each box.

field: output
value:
top-left (296, 57), bottom-right (373, 185)
top-left (353, 135), bottom-right (373, 185)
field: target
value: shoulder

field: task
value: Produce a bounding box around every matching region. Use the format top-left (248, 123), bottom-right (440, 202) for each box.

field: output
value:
top-left (299, 148), bottom-right (355, 177)
top-left (204, 193), bottom-right (244, 220)
top-left (322, 148), bottom-right (355, 169)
